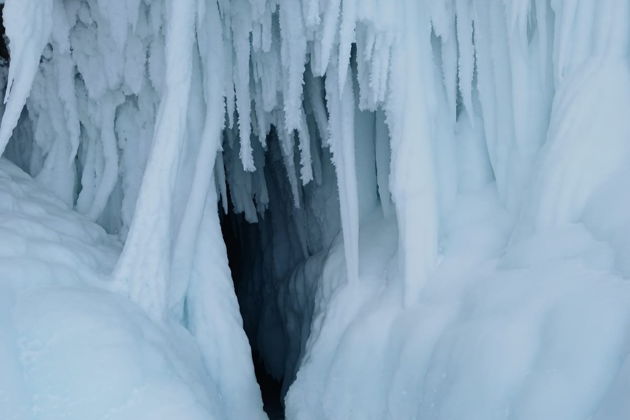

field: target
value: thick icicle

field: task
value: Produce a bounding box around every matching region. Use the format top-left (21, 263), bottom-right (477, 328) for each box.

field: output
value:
top-left (297, 107), bottom-right (314, 184)
top-left (113, 0), bottom-right (197, 319)
top-left (325, 59), bottom-right (359, 284)
top-left (387, 0), bottom-right (438, 305)
top-left (169, 0), bottom-right (227, 319)
top-left (0, 0), bottom-right (53, 155)
top-left (85, 94), bottom-right (123, 221)
top-left (231, 0), bottom-right (255, 171)
top-left (278, 0), bottom-right (308, 134)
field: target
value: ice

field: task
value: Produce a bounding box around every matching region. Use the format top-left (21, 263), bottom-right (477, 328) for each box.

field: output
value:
top-left (324, 60), bottom-right (359, 284)
top-left (113, 0), bottom-right (198, 319)
top-left (0, 0), bottom-right (629, 419)
top-left (0, 0), bottom-right (53, 155)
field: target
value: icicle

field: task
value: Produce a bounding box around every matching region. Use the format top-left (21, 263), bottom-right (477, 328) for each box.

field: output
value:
top-left (371, 34), bottom-right (392, 106)
top-left (252, 140), bottom-right (269, 212)
top-left (325, 59), bottom-right (359, 285)
top-left (55, 55), bottom-right (81, 163)
top-left (84, 93), bottom-right (123, 221)
top-left (434, 1), bottom-right (458, 121)
top-left (221, 1), bottom-right (236, 129)
top-left (374, 109), bottom-right (392, 216)
top-left (254, 38), bottom-right (282, 114)
top-left (248, 0), bottom-right (267, 21)
top-left (305, 72), bottom-right (329, 144)
top-left (215, 152), bottom-right (229, 215)
top-left (231, 0), bottom-right (255, 171)
top-left (534, 0), bottom-right (551, 84)
top-left (307, 113), bottom-right (324, 186)
top-left (315, 0), bottom-right (341, 76)
top-left (0, 0), bottom-right (54, 156)
top-left (297, 108), bottom-right (314, 184)
top-left (355, 24), bottom-right (377, 111)
top-left (251, 79), bottom-right (269, 144)
top-left (488, 2), bottom-right (516, 206)
top-left (113, 0), bottom-right (197, 319)
top-left (275, 119), bottom-right (301, 208)
top-left (260, 2), bottom-right (274, 53)
top-left (387, 0), bottom-right (438, 305)
top-left (337, 0), bottom-right (356, 93)
top-left (49, 1), bottom-right (80, 163)
top-left (303, 0), bottom-right (321, 29)
top-left (550, 0), bottom-right (580, 84)
top-left (169, 0), bottom-right (227, 319)
top-left (97, 0), bottom-right (131, 53)
top-left (278, 0), bottom-right (307, 134)
top-left (455, 0), bottom-right (474, 118)
top-left (471, 0), bottom-right (510, 200)
top-left (354, 106), bottom-right (379, 219)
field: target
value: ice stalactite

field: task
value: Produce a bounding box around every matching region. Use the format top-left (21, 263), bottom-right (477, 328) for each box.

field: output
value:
top-left (113, 0), bottom-right (197, 318)
top-left (325, 60), bottom-right (359, 284)
top-left (0, 0), bottom-right (53, 155)
top-left (386, 0), bottom-right (439, 305)
top-left (168, 0), bottom-right (226, 320)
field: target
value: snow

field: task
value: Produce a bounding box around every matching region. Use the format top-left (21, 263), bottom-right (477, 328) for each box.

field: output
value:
top-left (0, 0), bottom-right (629, 419)
top-left (0, 159), bottom-right (248, 420)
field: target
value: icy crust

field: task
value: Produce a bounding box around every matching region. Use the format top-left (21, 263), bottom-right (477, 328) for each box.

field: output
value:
top-left (0, 160), bottom-right (244, 420)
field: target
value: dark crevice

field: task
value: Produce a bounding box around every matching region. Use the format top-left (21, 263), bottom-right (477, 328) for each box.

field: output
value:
top-left (253, 352), bottom-right (284, 419)
top-left (220, 192), bottom-right (286, 420)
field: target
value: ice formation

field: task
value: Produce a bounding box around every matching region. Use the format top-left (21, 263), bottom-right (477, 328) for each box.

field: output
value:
top-left (0, 0), bottom-right (629, 419)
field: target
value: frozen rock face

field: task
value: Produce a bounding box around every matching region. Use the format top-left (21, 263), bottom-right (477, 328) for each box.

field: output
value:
top-left (0, 0), bottom-right (629, 419)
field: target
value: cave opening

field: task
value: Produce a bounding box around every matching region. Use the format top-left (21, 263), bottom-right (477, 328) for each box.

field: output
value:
top-left (213, 84), bottom-right (386, 416)
top-left (220, 206), bottom-right (285, 419)
top-left (216, 125), bottom-right (342, 420)
top-left (213, 102), bottom-right (358, 416)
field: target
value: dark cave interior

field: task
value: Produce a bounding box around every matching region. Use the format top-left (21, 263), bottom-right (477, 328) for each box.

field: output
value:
top-left (220, 204), bottom-right (285, 420)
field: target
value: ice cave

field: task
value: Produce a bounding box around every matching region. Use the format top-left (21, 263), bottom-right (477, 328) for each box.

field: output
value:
top-left (0, 0), bottom-right (629, 419)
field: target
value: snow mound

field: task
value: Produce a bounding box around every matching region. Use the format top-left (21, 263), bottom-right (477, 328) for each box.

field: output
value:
top-left (0, 160), bottom-right (238, 420)
top-left (286, 188), bottom-right (630, 420)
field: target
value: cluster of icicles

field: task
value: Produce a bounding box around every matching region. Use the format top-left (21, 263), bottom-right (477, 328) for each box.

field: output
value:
top-left (0, 0), bottom-right (628, 322)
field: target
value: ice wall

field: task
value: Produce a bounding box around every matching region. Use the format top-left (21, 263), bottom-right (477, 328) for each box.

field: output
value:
top-left (0, 0), bottom-right (628, 419)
